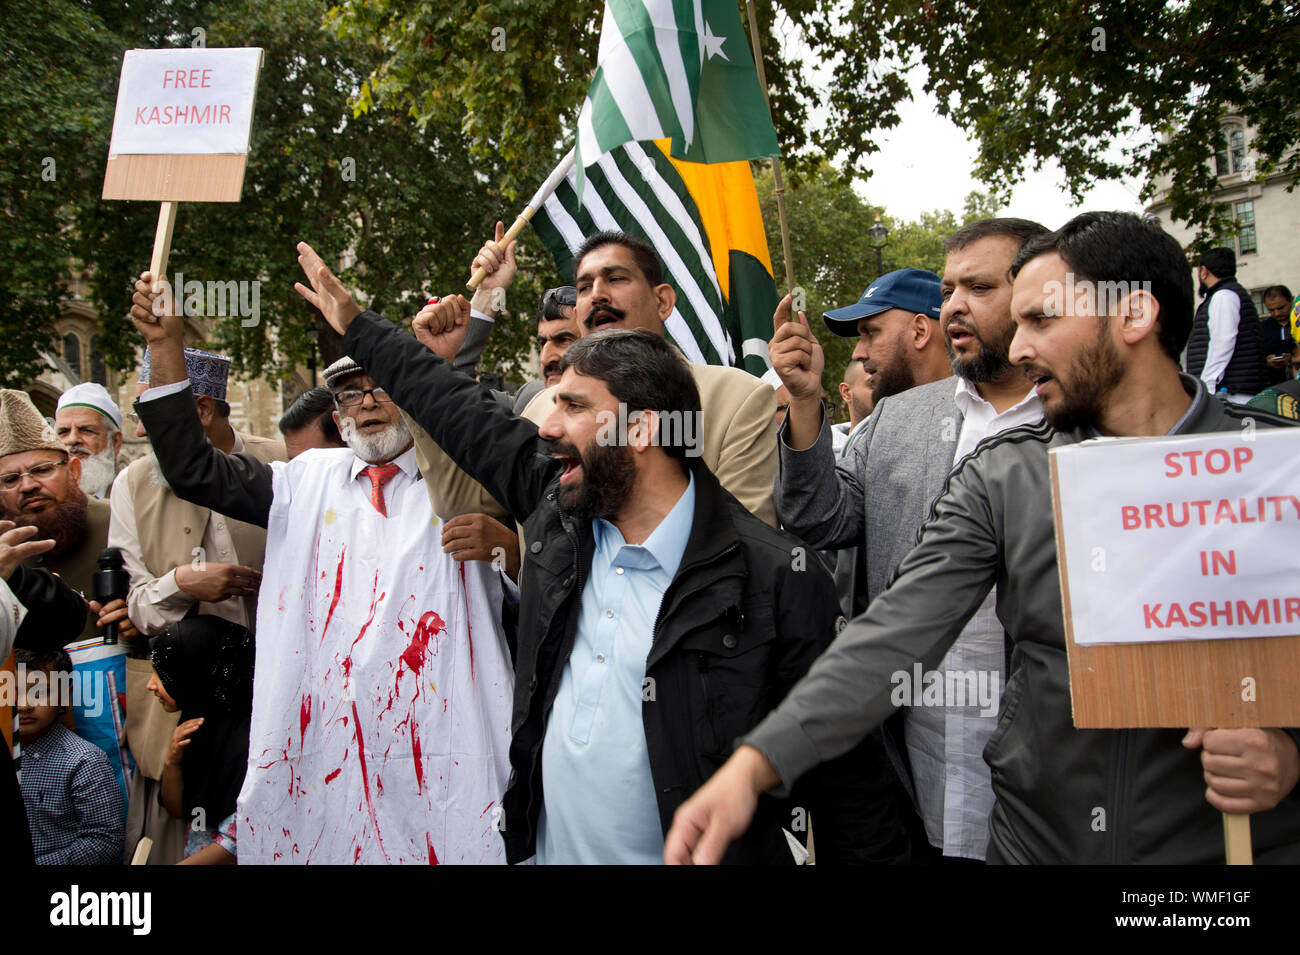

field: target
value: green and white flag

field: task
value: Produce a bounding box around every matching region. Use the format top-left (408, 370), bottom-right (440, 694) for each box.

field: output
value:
top-left (575, 0), bottom-right (780, 188)
top-left (532, 140), bottom-right (780, 375)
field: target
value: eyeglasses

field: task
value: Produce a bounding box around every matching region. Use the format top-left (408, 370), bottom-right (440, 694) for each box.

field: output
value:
top-left (540, 286), bottom-right (577, 320)
top-left (0, 461), bottom-right (68, 490)
top-left (334, 387), bottom-right (392, 408)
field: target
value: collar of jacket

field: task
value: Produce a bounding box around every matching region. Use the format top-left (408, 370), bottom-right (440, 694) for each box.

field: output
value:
top-left (642, 457), bottom-right (746, 670)
top-left (1067, 373), bottom-right (1213, 443)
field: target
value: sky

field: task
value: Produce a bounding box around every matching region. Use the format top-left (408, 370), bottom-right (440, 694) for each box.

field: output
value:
top-left (781, 19), bottom-right (1149, 229)
top-left (858, 83), bottom-right (1147, 228)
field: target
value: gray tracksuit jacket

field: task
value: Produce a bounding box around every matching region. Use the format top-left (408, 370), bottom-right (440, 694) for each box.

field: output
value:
top-left (748, 375), bottom-right (1300, 863)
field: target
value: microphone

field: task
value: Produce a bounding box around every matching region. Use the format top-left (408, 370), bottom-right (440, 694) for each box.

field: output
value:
top-left (91, 548), bottom-right (130, 645)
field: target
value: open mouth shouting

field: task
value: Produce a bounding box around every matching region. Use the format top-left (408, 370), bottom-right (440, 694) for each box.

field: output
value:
top-left (947, 321), bottom-right (977, 350)
top-left (585, 305), bottom-right (625, 331)
top-left (549, 441), bottom-right (584, 485)
top-left (1021, 364), bottom-right (1055, 397)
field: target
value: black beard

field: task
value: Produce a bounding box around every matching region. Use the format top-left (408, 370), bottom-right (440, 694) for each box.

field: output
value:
top-left (1042, 328), bottom-right (1125, 433)
top-left (869, 357), bottom-right (917, 404)
top-left (553, 437), bottom-right (637, 521)
top-left (1198, 281), bottom-right (1210, 298)
top-left (12, 490), bottom-right (89, 558)
top-left (947, 323), bottom-right (1015, 384)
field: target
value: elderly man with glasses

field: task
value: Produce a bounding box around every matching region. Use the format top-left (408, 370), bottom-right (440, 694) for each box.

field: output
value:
top-left (126, 273), bottom-right (515, 864)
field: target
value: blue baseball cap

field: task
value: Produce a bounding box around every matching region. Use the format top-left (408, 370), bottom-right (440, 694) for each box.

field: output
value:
top-left (823, 268), bottom-right (943, 338)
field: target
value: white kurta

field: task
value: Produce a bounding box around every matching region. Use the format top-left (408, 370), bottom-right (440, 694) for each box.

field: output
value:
top-left (237, 447), bottom-right (513, 864)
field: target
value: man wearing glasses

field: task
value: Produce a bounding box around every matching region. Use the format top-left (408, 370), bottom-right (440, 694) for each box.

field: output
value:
top-left (127, 274), bottom-right (515, 864)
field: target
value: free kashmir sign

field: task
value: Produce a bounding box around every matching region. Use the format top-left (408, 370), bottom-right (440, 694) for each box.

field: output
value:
top-left (102, 47), bottom-right (264, 293)
top-left (1049, 427), bottom-right (1300, 731)
top-left (107, 47), bottom-right (262, 156)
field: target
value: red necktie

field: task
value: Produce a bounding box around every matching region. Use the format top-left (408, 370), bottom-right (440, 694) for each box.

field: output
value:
top-left (361, 463), bottom-right (401, 516)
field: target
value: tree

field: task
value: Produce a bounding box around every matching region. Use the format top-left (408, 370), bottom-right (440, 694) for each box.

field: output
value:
top-left (3, 0), bottom-right (552, 388)
top-left (332, 0), bottom-right (1300, 247)
top-left (0, 4), bottom-right (123, 386)
top-left (756, 160), bottom-right (990, 414)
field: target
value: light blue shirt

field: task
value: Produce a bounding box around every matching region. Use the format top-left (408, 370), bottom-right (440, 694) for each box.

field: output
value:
top-left (536, 473), bottom-right (696, 864)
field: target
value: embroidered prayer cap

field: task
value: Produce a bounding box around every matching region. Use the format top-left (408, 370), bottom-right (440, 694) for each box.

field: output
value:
top-left (139, 347), bottom-right (231, 400)
top-left (0, 389), bottom-right (66, 459)
top-left (323, 356), bottom-right (366, 390)
top-left (56, 382), bottom-right (124, 430)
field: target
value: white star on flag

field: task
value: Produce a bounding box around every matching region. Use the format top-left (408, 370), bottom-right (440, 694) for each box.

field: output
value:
top-left (701, 21), bottom-right (728, 61)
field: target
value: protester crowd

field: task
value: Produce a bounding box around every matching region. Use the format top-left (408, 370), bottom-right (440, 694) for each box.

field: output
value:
top-left (4, 208), bottom-right (1299, 866)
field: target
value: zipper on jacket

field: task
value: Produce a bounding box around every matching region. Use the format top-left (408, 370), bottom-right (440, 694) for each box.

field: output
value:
top-left (1110, 729), bottom-right (1129, 864)
top-left (650, 542), bottom-right (740, 649)
top-left (696, 654), bottom-right (722, 755)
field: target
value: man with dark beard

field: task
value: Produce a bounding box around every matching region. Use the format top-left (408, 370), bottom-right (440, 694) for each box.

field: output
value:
top-left (769, 218), bottom-right (1047, 862)
top-left (293, 241), bottom-right (911, 865)
top-left (666, 211), bottom-right (1300, 866)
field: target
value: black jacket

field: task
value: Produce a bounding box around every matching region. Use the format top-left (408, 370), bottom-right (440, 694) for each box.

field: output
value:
top-left (345, 312), bottom-right (910, 865)
top-left (1186, 278), bottom-right (1267, 395)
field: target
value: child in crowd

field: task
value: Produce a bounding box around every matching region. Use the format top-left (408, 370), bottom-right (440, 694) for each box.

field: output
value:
top-left (147, 618), bottom-right (254, 865)
top-left (16, 648), bottom-right (125, 864)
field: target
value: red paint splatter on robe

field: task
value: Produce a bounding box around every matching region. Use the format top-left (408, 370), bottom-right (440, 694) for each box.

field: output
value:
top-left (320, 547), bottom-right (347, 645)
top-left (299, 693), bottom-right (311, 749)
top-left (350, 700), bottom-right (391, 863)
top-left (324, 768), bottom-right (341, 784)
top-left (458, 564), bottom-right (475, 680)
top-left (426, 833), bottom-right (439, 865)
top-left (411, 718), bottom-right (423, 793)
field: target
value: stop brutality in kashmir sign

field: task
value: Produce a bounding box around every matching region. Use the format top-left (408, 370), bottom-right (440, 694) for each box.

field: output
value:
top-left (1052, 428), bottom-right (1300, 646)
top-left (107, 47), bottom-right (262, 156)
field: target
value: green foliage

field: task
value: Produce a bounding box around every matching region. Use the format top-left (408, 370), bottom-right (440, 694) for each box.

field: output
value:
top-left (0, 4), bottom-right (122, 386)
top-left (331, 0), bottom-right (1299, 248)
top-left (810, 0), bottom-right (1300, 245)
top-left (756, 160), bottom-right (990, 409)
top-left (4, 0), bottom-right (545, 389)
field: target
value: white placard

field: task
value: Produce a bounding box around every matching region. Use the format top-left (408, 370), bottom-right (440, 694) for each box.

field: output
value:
top-left (1053, 428), bottom-right (1300, 646)
top-left (107, 48), bottom-right (263, 156)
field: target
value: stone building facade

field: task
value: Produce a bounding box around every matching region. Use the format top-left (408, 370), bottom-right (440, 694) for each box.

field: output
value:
top-left (1147, 116), bottom-right (1299, 309)
top-left (29, 269), bottom-right (312, 469)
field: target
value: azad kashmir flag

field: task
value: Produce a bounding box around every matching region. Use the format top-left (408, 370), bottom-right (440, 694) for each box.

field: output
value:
top-left (539, 0), bottom-right (784, 372)
top-left (532, 139), bottom-right (780, 374)
top-left (574, 0), bottom-right (781, 175)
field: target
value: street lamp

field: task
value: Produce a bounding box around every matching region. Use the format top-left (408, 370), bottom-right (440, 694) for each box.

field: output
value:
top-left (306, 324), bottom-right (320, 387)
top-left (868, 213), bottom-right (889, 279)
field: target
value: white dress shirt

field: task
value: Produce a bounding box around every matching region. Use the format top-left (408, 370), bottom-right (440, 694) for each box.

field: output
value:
top-left (903, 378), bottom-right (1041, 860)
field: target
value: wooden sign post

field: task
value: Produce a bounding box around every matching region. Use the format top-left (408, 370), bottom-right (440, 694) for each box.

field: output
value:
top-left (102, 47), bottom-right (264, 291)
top-left (1051, 428), bottom-right (1300, 865)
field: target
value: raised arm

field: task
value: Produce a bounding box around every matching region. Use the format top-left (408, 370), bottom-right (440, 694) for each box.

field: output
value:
top-left (128, 273), bottom-right (274, 527)
top-left (666, 449), bottom-right (1002, 863)
top-left (293, 242), bottom-right (558, 524)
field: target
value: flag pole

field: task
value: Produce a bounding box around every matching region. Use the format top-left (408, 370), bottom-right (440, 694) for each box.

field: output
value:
top-left (744, 0), bottom-right (795, 298)
top-left (466, 149), bottom-right (577, 291)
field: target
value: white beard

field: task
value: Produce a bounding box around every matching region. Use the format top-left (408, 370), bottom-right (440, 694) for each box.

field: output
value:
top-left (76, 447), bottom-right (119, 497)
top-left (149, 455), bottom-right (173, 492)
top-left (346, 417), bottom-right (413, 463)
